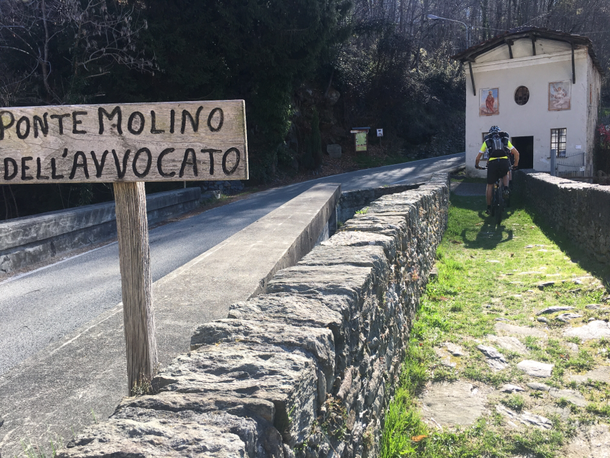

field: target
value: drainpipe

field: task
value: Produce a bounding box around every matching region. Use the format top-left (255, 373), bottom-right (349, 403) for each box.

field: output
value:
top-left (468, 61), bottom-right (476, 96)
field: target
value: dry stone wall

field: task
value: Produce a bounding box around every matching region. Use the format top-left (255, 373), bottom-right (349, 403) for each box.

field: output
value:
top-left (336, 182), bottom-right (422, 223)
top-left (56, 173), bottom-right (450, 458)
top-left (514, 171), bottom-right (610, 264)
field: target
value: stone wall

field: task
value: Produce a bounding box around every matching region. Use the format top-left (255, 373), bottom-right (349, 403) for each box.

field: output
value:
top-left (336, 182), bottom-right (423, 223)
top-left (515, 171), bottom-right (610, 264)
top-left (0, 187), bottom-right (201, 276)
top-left (56, 173), bottom-right (450, 458)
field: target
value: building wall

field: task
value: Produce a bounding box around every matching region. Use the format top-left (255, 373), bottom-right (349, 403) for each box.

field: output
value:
top-left (465, 39), bottom-right (597, 176)
top-left (586, 56), bottom-right (603, 174)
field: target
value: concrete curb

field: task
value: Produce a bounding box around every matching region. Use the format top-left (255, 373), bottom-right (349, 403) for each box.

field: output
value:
top-left (0, 187), bottom-right (201, 276)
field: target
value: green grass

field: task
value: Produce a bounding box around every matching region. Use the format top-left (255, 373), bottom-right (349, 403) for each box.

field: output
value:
top-left (380, 186), bottom-right (610, 457)
top-left (501, 394), bottom-right (526, 412)
top-left (19, 439), bottom-right (59, 458)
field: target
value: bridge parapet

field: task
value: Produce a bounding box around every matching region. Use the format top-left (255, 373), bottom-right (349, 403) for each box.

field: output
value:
top-left (515, 171), bottom-right (610, 264)
top-left (56, 173), bottom-right (450, 458)
top-left (0, 187), bottom-right (201, 276)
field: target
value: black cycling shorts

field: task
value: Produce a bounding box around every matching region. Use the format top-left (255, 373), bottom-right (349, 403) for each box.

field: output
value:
top-left (487, 158), bottom-right (510, 184)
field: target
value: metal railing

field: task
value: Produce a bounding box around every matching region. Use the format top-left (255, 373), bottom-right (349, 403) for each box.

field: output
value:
top-left (553, 151), bottom-right (586, 177)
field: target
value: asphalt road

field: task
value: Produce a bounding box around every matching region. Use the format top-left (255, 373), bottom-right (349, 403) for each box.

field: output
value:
top-left (0, 153), bottom-right (464, 377)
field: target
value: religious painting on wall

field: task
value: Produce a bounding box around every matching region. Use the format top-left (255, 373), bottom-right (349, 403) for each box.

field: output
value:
top-left (548, 81), bottom-right (571, 111)
top-left (479, 88), bottom-right (499, 116)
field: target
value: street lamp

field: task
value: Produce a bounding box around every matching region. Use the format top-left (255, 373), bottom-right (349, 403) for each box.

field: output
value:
top-left (427, 14), bottom-right (470, 48)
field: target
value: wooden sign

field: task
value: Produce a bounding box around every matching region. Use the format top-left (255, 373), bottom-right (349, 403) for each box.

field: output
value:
top-left (0, 99), bottom-right (248, 395)
top-left (0, 100), bottom-right (248, 184)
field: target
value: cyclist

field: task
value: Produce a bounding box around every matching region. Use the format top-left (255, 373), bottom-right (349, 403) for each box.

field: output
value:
top-left (475, 126), bottom-right (520, 215)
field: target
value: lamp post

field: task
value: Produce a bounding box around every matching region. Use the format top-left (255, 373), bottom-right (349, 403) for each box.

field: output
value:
top-left (427, 14), bottom-right (470, 48)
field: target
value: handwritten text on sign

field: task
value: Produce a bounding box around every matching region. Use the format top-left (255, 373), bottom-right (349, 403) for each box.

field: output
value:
top-left (0, 100), bottom-right (248, 184)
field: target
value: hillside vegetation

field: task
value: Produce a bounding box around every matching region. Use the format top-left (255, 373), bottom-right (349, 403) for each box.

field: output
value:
top-left (1, 0), bottom-right (609, 218)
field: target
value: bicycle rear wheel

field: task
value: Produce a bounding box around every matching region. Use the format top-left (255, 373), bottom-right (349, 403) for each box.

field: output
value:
top-left (495, 182), bottom-right (504, 225)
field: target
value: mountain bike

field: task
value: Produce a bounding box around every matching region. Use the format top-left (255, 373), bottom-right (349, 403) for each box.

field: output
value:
top-left (491, 176), bottom-right (506, 224)
top-left (476, 165), bottom-right (510, 225)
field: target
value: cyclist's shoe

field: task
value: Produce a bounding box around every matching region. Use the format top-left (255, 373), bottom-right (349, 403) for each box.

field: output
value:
top-left (485, 205), bottom-right (491, 215)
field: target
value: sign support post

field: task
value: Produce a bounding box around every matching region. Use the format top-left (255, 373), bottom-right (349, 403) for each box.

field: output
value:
top-left (114, 181), bottom-right (157, 394)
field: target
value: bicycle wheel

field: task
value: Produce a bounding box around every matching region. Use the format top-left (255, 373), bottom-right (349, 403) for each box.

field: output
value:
top-left (495, 182), bottom-right (504, 225)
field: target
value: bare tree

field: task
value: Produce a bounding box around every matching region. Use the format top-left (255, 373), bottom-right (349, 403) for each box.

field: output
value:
top-left (0, 0), bottom-right (153, 104)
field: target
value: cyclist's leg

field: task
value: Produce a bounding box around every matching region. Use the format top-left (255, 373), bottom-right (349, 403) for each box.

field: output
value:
top-left (500, 158), bottom-right (510, 186)
top-left (486, 163), bottom-right (497, 213)
top-left (508, 153), bottom-right (515, 189)
top-left (500, 159), bottom-right (511, 205)
top-left (502, 172), bottom-right (510, 188)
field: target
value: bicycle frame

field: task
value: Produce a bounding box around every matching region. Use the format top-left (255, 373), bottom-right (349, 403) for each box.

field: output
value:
top-left (491, 178), bottom-right (504, 224)
top-left (476, 164), bottom-right (508, 224)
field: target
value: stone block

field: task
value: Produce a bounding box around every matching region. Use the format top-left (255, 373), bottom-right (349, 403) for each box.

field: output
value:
top-left (327, 144), bottom-right (342, 158)
top-left (190, 319), bottom-right (336, 394)
top-left (58, 409), bottom-right (262, 458)
top-left (153, 342), bottom-right (319, 447)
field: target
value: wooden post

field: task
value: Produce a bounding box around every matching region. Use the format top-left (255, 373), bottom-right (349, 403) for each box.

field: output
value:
top-left (114, 181), bottom-right (158, 395)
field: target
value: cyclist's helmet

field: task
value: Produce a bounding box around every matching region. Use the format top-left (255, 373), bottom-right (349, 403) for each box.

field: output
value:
top-left (489, 125), bottom-right (501, 133)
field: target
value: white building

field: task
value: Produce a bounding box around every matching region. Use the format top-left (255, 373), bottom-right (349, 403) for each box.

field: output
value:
top-left (453, 28), bottom-right (602, 177)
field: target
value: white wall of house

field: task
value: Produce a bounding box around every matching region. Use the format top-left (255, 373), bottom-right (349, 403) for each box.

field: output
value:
top-left (465, 38), bottom-right (599, 177)
top-left (586, 56), bottom-right (603, 173)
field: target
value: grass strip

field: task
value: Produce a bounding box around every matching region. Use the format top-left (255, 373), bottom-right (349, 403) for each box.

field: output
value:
top-left (380, 186), bottom-right (610, 458)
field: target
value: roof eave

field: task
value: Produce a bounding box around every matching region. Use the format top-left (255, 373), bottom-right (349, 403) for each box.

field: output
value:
top-left (451, 28), bottom-right (603, 75)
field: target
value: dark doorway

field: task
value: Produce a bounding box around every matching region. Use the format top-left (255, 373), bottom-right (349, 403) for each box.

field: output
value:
top-left (512, 136), bottom-right (534, 169)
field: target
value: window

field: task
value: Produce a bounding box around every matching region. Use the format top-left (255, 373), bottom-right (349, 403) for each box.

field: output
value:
top-left (550, 128), bottom-right (567, 158)
top-left (515, 86), bottom-right (530, 105)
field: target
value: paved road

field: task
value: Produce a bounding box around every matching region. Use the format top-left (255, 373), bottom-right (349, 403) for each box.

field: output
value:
top-left (0, 153), bottom-right (463, 377)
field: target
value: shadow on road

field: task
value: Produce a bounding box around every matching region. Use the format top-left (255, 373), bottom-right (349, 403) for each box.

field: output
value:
top-left (449, 192), bottom-right (515, 249)
top-left (461, 218), bottom-right (514, 250)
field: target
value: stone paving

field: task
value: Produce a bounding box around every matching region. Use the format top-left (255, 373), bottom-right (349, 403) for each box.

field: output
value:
top-left (415, 181), bottom-right (610, 457)
top-left (420, 308), bottom-right (610, 456)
